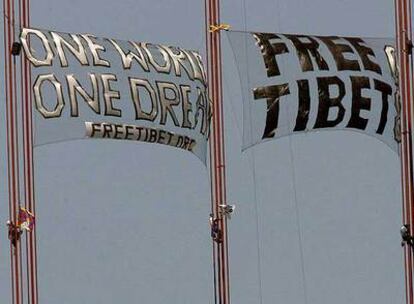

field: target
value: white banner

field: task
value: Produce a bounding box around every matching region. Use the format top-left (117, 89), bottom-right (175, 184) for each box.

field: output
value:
top-left (21, 27), bottom-right (211, 163)
top-left (227, 31), bottom-right (400, 153)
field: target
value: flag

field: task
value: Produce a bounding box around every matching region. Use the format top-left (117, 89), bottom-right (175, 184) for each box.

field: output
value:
top-left (17, 207), bottom-right (35, 232)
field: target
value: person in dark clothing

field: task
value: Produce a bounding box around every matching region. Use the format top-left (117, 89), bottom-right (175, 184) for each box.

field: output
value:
top-left (209, 214), bottom-right (223, 243)
top-left (7, 221), bottom-right (22, 247)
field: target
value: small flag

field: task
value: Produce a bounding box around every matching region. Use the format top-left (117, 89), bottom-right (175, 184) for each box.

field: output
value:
top-left (17, 207), bottom-right (35, 232)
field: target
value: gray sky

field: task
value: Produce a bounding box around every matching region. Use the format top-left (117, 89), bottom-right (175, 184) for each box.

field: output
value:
top-left (0, 0), bottom-right (404, 303)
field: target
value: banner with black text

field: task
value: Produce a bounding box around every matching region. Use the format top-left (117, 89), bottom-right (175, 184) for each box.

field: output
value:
top-left (227, 31), bottom-right (400, 153)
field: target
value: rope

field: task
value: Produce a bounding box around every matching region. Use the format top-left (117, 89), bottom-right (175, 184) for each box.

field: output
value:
top-left (269, 0), bottom-right (309, 302)
top-left (249, 150), bottom-right (263, 304)
top-left (287, 136), bottom-right (308, 304)
top-left (239, 0), bottom-right (264, 303)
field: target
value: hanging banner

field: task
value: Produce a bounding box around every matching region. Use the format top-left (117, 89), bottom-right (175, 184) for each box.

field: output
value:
top-left (227, 31), bottom-right (400, 153)
top-left (20, 27), bottom-right (211, 163)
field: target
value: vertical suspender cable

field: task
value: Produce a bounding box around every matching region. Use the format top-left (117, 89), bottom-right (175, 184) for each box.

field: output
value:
top-left (17, 1), bottom-right (30, 302)
top-left (396, 4), bottom-right (407, 304)
top-left (3, 0), bottom-right (15, 302)
top-left (396, 1), bottom-right (414, 304)
top-left (398, 0), bottom-right (412, 302)
top-left (406, 2), bottom-right (414, 303)
top-left (17, 0), bottom-right (37, 302)
top-left (3, 0), bottom-right (34, 302)
top-left (205, 0), bottom-right (230, 303)
top-left (9, 0), bottom-right (22, 302)
top-left (13, 0), bottom-right (23, 300)
top-left (18, 0), bottom-right (29, 301)
top-left (11, 0), bottom-right (24, 300)
top-left (395, 1), bottom-right (408, 303)
top-left (4, 0), bottom-right (23, 302)
top-left (407, 4), bottom-right (414, 301)
top-left (27, 0), bottom-right (39, 301)
top-left (204, 3), bottom-right (218, 303)
top-left (23, 0), bottom-right (37, 301)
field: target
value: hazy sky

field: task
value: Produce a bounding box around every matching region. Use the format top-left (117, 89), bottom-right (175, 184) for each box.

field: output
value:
top-left (0, 0), bottom-right (404, 303)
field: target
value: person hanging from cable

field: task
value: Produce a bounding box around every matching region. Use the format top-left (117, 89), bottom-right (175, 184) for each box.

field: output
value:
top-left (7, 220), bottom-right (22, 247)
top-left (401, 224), bottom-right (414, 247)
top-left (209, 213), bottom-right (223, 243)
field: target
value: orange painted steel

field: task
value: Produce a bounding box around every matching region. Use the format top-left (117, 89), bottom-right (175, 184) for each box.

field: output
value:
top-left (4, 0), bottom-right (23, 302)
top-left (205, 0), bottom-right (230, 303)
top-left (396, 1), bottom-right (414, 304)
